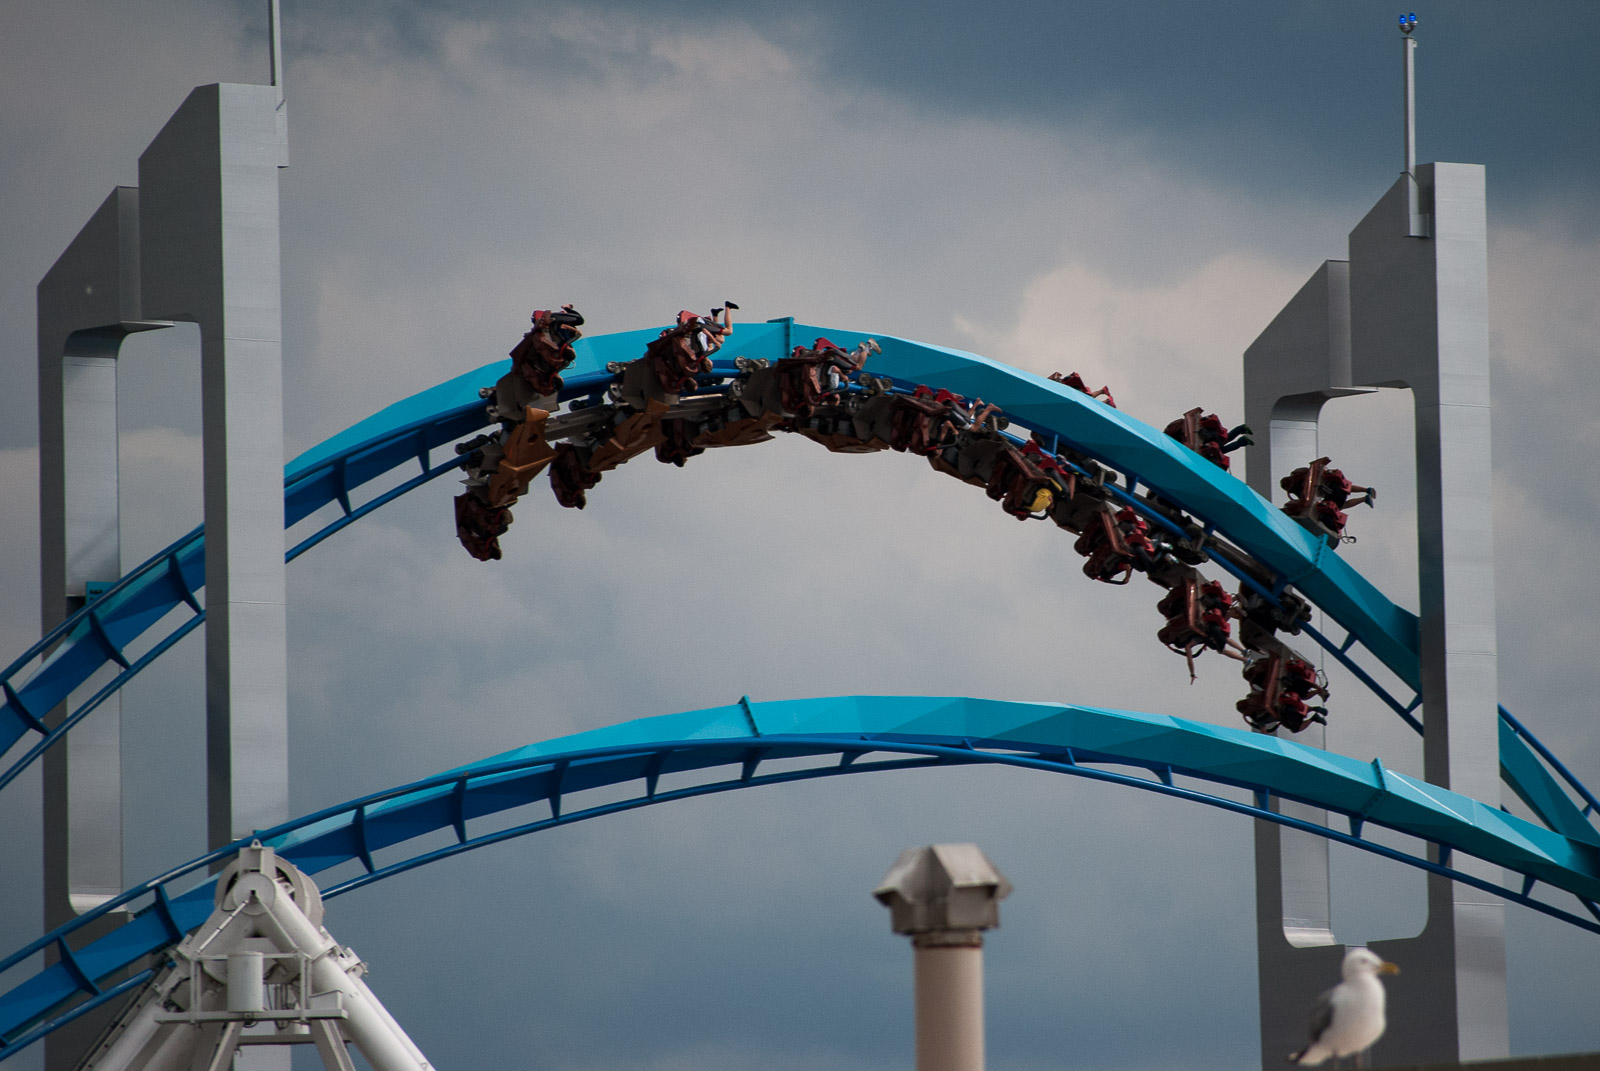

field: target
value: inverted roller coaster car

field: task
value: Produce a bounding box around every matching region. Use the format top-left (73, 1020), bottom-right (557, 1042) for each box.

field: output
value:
top-left (1047, 470), bottom-right (1113, 535)
top-left (454, 491), bottom-right (512, 561)
top-left (1237, 640), bottom-right (1329, 734)
top-left (510, 304), bottom-right (584, 396)
top-left (1075, 505), bottom-right (1166, 585)
top-left (985, 439), bottom-right (1070, 521)
top-left (1156, 574), bottom-right (1247, 681)
top-left (1165, 406), bottom-right (1252, 472)
top-left (549, 442), bottom-right (601, 509)
top-left (846, 384), bottom-right (898, 449)
top-left (889, 386), bottom-right (983, 456)
top-left (774, 337), bottom-right (878, 417)
top-left (928, 430), bottom-right (1004, 488)
top-left (642, 327), bottom-right (704, 396)
top-left (656, 415), bottom-right (706, 467)
top-left (1281, 456), bottom-right (1376, 547)
top-left (644, 307), bottom-right (733, 395)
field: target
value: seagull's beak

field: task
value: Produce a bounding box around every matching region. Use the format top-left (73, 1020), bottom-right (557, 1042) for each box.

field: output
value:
top-left (1378, 961), bottom-right (1401, 976)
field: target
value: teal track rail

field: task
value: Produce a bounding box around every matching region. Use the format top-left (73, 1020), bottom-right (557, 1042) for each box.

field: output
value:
top-left (2, 324), bottom-right (1598, 1056)
top-left (1, 321), bottom-right (1592, 842)
top-left (2, 696), bottom-right (1598, 1059)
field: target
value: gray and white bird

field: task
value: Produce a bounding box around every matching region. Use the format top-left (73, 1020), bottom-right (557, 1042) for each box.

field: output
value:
top-left (1288, 947), bottom-right (1401, 1066)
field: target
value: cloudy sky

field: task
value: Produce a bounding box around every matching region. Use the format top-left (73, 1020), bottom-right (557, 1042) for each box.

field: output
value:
top-left (2, 1), bottom-right (1599, 1068)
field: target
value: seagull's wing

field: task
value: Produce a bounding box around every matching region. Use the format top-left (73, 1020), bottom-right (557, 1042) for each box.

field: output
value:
top-left (1288, 985), bottom-right (1342, 1065)
top-left (1306, 985), bottom-right (1337, 1043)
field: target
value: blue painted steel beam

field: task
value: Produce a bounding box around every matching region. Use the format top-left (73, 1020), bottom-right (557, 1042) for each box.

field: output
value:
top-left (2, 696), bottom-right (1598, 1060)
top-left (0, 325), bottom-right (1593, 852)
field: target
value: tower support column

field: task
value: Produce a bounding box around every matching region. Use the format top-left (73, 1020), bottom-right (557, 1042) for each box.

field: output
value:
top-left (1352, 162), bottom-right (1506, 1065)
top-left (38, 187), bottom-right (144, 928)
top-left (1243, 163), bottom-right (1505, 1067)
top-left (136, 82), bottom-right (289, 849)
top-left (1242, 258), bottom-right (1365, 1064)
top-left (36, 80), bottom-right (289, 1071)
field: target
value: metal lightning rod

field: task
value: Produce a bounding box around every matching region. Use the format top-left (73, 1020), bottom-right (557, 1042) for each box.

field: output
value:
top-left (1401, 12), bottom-right (1414, 175)
top-left (269, 0), bottom-right (289, 166)
top-left (269, 0), bottom-right (284, 99)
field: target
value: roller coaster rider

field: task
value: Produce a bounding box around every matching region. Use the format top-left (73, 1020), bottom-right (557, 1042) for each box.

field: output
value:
top-left (454, 492), bottom-right (512, 561)
top-left (1165, 407), bottom-right (1253, 471)
top-left (646, 303), bottom-right (738, 394)
top-left (1049, 370), bottom-right (1117, 407)
top-left (1237, 650), bottom-right (1329, 733)
top-left (1076, 505), bottom-right (1167, 584)
top-left (986, 439), bottom-right (1070, 520)
top-left (776, 337), bottom-right (879, 416)
top-left (1281, 457), bottom-right (1376, 543)
top-left (510, 304), bottom-right (585, 396)
top-left (890, 386), bottom-right (959, 455)
top-left (1157, 575), bottom-right (1248, 679)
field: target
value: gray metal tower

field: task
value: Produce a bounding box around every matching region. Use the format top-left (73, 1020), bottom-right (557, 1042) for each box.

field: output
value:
top-left (1244, 19), bottom-right (1506, 1065)
top-left (35, 8), bottom-right (291, 1069)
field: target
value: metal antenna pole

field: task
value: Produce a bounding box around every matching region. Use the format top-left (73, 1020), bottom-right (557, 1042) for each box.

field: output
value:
top-left (1401, 12), bottom-right (1414, 175)
top-left (269, 0), bottom-right (284, 100)
top-left (269, 0), bottom-right (288, 165)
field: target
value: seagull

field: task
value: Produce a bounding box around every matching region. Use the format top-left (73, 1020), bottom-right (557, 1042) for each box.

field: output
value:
top-left (1289, 947), bottom-right (1401, 1066)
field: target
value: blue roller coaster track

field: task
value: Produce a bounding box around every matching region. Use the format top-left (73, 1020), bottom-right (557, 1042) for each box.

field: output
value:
top-left (2, 321), bottom-right (1597, 1058)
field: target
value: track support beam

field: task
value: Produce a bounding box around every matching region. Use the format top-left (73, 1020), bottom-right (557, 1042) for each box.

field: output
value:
top-left (74, 845), bottom-right (434, 1071)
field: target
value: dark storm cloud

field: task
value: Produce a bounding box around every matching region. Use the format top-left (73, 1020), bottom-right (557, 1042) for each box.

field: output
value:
top-left (270, 0), bottom-right (1600, 216)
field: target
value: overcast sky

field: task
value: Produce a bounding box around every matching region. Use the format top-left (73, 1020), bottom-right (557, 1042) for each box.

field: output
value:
top-left (2, 2), bottom-right (1599, 1069)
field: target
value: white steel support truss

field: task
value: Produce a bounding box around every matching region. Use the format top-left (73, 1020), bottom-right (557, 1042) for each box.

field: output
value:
top-left (74, 846), bottom-right (434, 1071)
